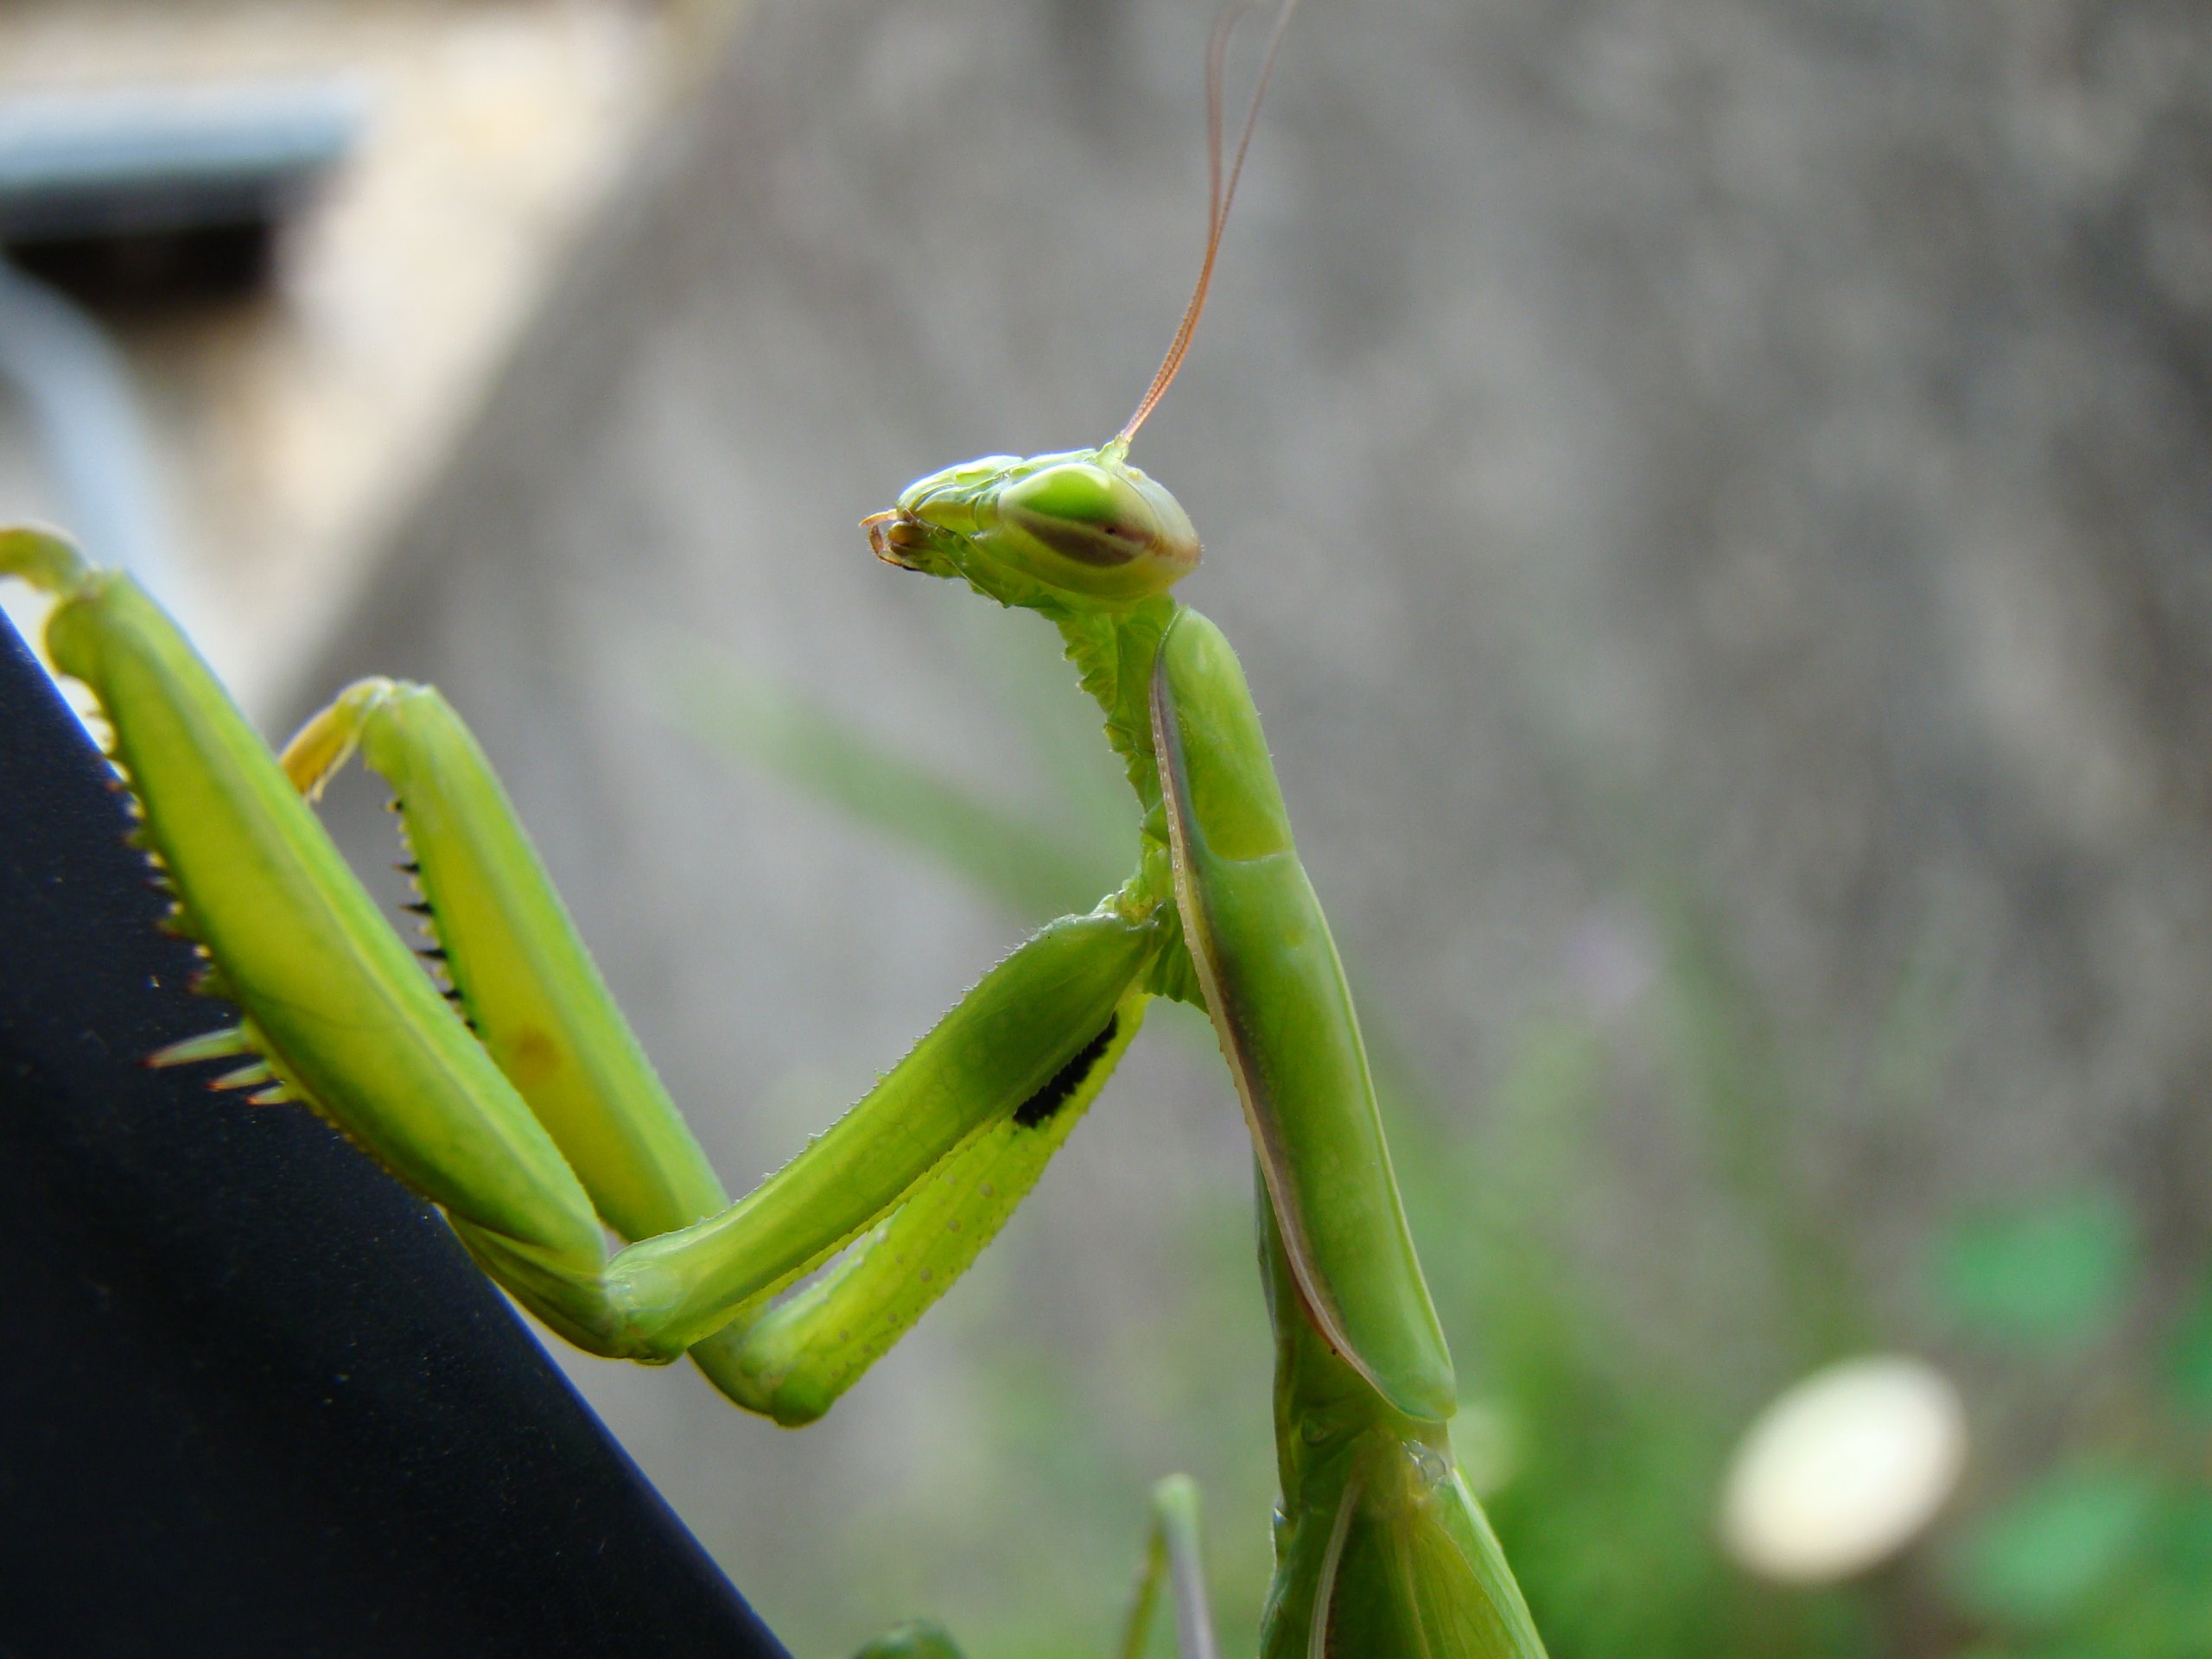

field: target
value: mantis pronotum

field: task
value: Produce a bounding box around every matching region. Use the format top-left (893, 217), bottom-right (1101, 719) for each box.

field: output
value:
top-left (0, 7), bottom-right (1546, 1654)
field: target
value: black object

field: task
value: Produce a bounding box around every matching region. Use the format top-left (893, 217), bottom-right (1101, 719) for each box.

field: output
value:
top-left (0, 610), bottom-right (789, 1657)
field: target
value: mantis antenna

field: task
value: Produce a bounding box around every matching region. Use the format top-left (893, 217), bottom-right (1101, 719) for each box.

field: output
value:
top-left (1115, 0), bottom-right (1300, 448)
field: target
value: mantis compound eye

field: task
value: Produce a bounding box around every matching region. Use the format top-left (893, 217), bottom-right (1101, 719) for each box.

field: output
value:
top-left (1003, 464), bottom-right (1155, 568)
top-left (997, 460), bottom-right (1200, 599)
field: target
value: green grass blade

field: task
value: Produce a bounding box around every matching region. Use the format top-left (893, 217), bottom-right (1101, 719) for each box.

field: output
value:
top-left (675, 653), bottom-right (1112, 921)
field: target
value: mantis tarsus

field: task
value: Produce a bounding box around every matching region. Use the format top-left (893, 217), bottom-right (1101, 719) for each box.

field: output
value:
top-left (2, 9), bottom-right (1547, 1655)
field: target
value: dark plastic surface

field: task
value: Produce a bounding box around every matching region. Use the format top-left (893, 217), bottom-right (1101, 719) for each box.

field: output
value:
top-left (0, 608), bottom-right (790, 1659)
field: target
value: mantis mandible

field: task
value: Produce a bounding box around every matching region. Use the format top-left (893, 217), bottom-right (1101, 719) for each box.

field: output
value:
top-left (1, 8), bottom-right (1547, 1655)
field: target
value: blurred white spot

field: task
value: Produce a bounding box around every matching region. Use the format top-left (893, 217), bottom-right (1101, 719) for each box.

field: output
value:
top-left (1719, 1355), bottom-right (1966, 1584)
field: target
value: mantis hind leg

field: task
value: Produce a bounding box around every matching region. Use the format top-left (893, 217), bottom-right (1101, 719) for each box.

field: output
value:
top-left (852, 1624), bottom-right (966, 1658)
top-left (1119, 1474), bottom-right (1223, 1659)
top-left (850, 1473), bottom-right (1221, 1659)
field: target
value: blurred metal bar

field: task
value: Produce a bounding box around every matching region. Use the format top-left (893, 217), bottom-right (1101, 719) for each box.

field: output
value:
top-left (0, 80), bottom-right (365, 616)
top-left (0, 80), bottom-right (364, 242)
top-left (0, 255), bottom-right (171, 598)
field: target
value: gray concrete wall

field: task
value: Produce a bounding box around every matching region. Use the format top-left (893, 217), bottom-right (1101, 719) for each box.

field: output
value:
top-left (305, 0), bottom-right (2212, 1651)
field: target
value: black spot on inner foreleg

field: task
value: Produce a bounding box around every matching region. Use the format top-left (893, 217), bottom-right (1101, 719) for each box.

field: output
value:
top-left (1013, 1014), bottom-right (1119, 1129)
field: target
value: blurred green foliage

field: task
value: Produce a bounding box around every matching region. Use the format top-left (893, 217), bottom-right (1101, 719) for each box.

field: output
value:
top-left (1931, 1192), bottom-right (2139, 1355)
top-left (686, 626), bottom-right (2212, 1659)
top-left (1950, 1463), bottom-right (2161, 1629)
top-left (2164, 1268), bottom-right (2212, 1424)
top-left (1927, 1187), bottom-right (2212, 1659)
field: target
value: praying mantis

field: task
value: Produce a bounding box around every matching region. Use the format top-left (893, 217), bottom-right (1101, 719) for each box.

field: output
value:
top-left (1, 8), bottom-right (1548, 1655)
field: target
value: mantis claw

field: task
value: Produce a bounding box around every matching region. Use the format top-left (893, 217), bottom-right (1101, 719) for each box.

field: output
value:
top-left (0, 524), bottom-right (89, 594)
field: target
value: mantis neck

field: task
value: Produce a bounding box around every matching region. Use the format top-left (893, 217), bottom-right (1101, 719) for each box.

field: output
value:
top-left (1045, 592), bottom-right (1202, 1005)
top-left (1047, 592), bottom-right (1179, 819)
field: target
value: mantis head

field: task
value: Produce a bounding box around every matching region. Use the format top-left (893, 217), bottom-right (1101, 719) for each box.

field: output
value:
top-left (864, 0), bottom-right (1297, 614)
top-left (865, 443), bottom-right (1199, 609)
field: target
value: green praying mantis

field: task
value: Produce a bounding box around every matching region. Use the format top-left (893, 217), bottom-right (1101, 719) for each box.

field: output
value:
top-left (1, 9), bottom-right (1548, 1656)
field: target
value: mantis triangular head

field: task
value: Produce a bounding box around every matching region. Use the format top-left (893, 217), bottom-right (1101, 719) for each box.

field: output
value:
top-left (863, 0), bottom-right (1299, 613)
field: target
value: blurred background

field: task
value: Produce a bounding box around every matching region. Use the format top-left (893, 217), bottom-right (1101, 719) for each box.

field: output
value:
top-left (5, 0), bottom-right (2212, 1656)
